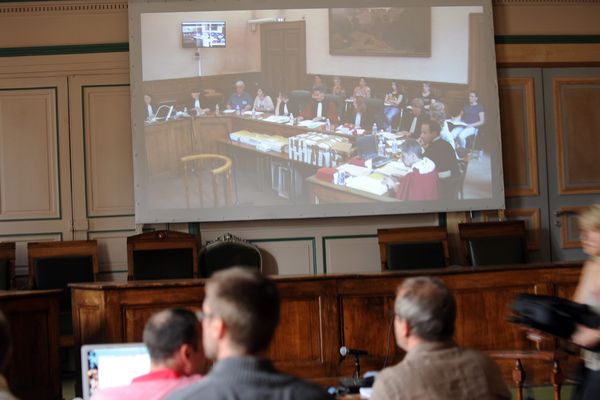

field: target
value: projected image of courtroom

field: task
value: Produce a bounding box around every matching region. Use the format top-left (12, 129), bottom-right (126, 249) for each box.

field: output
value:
top-left (134, 3), bottom-right (501, 222)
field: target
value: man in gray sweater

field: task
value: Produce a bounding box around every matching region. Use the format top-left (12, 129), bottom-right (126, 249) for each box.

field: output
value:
top-left (167, 267), bottom-right (331, 400)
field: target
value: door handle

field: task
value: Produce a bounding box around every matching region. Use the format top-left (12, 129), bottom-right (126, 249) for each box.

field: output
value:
top-left (554, 209), bottom-right (578, 227)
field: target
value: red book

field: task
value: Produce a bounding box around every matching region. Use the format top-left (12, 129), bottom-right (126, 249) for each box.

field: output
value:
top-left (316, 167), bottom-right (337, 183)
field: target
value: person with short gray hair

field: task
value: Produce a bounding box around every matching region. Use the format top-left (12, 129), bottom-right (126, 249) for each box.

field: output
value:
top-left (371, 277), bottom-right (510, 400)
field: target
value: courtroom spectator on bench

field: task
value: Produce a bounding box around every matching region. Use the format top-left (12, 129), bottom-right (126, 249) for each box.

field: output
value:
top-left (167, 268), bottom-right (331, 400)
top-left (383, 81), bottom-right (405, 132)
top-left (450, 90), bottom-right (485, 150)
top-left (331, 76), bottom-right (346, 98)
top-left (226, 80), bottom-right (252, 112)
top-left (389, 139), bottom-right (439, 201)
top-left (352, 77), bottom-right (372, 99)
top-left (312, 75), bottom-right (327, 93)
top-left (0, 311), bottom-right (17, 400)
top-left (300, 87), bottom-right (339, 124)
top-left (92, 308), bottom-right (205, 400)
top-left (253, 87), bottom-right (274, 113)
top-left (371, 277), bottom-right (510, 400)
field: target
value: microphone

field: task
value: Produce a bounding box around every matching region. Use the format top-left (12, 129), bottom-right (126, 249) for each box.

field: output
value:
top-left (340, 346), bottom-right (368, 357)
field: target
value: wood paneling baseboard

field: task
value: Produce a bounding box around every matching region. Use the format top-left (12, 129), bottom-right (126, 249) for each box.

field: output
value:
top-left (72, 262), bottom-right (582, 389)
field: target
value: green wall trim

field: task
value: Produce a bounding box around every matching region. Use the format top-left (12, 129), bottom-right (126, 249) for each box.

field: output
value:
top-left (495, 35), bottom-right (600, 45)
top-left (0, 43), bottom-right (129, 58)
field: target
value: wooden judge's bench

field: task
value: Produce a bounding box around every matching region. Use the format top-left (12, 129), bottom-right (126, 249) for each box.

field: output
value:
top-left (71, 262), bottom-right (582, 389)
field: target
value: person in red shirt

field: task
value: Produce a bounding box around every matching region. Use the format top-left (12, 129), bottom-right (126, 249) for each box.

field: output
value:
top-left (92, 308), bottom-right (206, 400)
top-left (394, 139), bottom-right (439, 201)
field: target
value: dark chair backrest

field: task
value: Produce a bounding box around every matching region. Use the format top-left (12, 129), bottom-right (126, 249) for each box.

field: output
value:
top-left (199, 233), bottom-right (262, 278)
top-left (378, 226), bottom-right (449, 271)
top-left (0, 242), bottom-right (16, 290)
top-left (127, 230), bottom-right (199, 281)
top-left (365, 97), bottom-right (385, 128)
top-left (289, 90), bottom-right (311, 113)
top-left (458, 220), bottom-right (527, 266)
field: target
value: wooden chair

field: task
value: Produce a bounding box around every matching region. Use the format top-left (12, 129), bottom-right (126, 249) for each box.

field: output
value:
top-left (199, 233), bottom-right (262, 278)
top-left (181, 154), bottom-right (234, 208)
top-left (459, 220), bottom-right (527, 266)
top-left (27, 240), bottom-right (99, 347)
top-left (0, 242), bottom-right (16, 290)
top-left (377, 226), bottom-right (450, 271)
top-left (127, 230), bottom-right (199, 281)
top-left (488, 350), bottom-right (567, 400)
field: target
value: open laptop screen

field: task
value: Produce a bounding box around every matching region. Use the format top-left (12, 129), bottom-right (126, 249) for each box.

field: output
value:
top-left (81, 343), bottom-right (151, 399)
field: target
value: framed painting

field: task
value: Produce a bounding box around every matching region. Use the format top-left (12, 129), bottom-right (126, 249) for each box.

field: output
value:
top-left (329, 7), bottom-right (431, 57)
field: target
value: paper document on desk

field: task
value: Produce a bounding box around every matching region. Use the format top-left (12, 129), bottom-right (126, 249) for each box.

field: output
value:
top-left (263, 115), bottom-right (290, 124)
top-left (243, 110), bottom-right (264, 117)
top-left (337, 163), bottom-right (371, 177)
top-left (297, 120), bottom-right (325, 129)
top-left (345, 175), bottom-right (388, 196)
top-left (376, 161), bottom-right (411, 177)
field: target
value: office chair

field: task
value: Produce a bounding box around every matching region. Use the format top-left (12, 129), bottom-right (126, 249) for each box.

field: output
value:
top-left (0, 242), bottom-right (16, 290)
top-left (377, 226), bottom-right (449, 271)
top-left (199, 233), bottom-right (262, 278)
top-left (458, 220), bottom-right (527, 266)
top-left (127, 230), bottom-right (199, 281)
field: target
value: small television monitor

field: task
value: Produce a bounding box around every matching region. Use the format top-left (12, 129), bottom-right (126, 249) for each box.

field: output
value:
top-left (182, 21), bottom-right (226, 48)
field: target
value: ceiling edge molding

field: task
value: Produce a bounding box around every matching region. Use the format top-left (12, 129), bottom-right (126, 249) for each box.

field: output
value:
top-left (0, 1), bottom-right (128, 16)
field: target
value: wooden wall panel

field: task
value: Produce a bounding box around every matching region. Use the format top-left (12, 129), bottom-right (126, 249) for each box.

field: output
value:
top-left (0, 88), bottom-right (59, 219)
top-left (83, 85), bottom-right (134, 217)
top-left (559, 206), bottom-right (587, 249)
top-left (480, 208), bottom-right (542, 251)
top-left (252, 238), bottom-right (316, 275)
top-left (553, 77), bottom-right (600, 194)
top-left (498, 77), bottom-right (539, 197)
top-left (323, 235), bottom-right (380, 274)
top-left (88, 230), bottom-right (134, 277)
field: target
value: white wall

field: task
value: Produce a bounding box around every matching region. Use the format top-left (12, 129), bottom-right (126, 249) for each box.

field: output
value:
top-left (142, 6), bottom-right (482, 84)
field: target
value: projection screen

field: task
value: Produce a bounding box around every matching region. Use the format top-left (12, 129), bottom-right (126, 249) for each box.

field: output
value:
top-left (128, 0), bottom-right (504, 223)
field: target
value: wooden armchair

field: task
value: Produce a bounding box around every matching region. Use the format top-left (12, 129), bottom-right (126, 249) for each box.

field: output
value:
top-left (377, 226), bottom-right (449, 271)
top-left (0, 242), bottom-right (16, 290)
top-left (27, 240), bottom-right (99, 347)
top-left (459, 220), bottom-right (527, 266)
top-left (127, 230), bottom-right (199, 281)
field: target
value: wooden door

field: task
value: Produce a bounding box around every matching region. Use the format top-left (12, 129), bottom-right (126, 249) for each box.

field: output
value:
top-left (543, 68), bottom-right (600, 261)
top-left (0, 76), bottom-right (74, 275)
top-left (68, 73), bottom-right (136, 280)
top-left (260, 21), bottom-right (306, 96)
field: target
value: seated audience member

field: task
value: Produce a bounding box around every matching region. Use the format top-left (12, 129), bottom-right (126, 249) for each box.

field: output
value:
top-left (390, 139), bottom-right (438, 201)
top-left (451, 91), bottom-right (485, 149)
top-left (429, 101), bottom-right (454, 146)
top-left (418, 81), bottom-right (435, 112)
top-left (353, 77), bottom-right (372, 99)
top-left (331, 76), bottom-right (346, 98)
top-left (0, 311), bottom-right (17, 400)
top-left (190, 91), bottom-right (209, 116)
top-left (420, 119), bottom-right (460, 200)
top-left (167, 268), bottom-right (330, 400)
top-left (398, 98), bottom-right (427, 139)
top-left (226, 81), bottom-right (253, 112)
top-left (144, 94), bottom-right (154, 121)
top-left (312, 75), bottom-right (327, 93)
top-left (275, 92), bottom-right (296, 116)
top-left (371, 277), bottom-right (510, 400)
top-left (253, 87), bottom-right (274, 113)
top-left (300, 87), bottom-right (339, 124)
top-left (383, 81), bottom-right (405, 131)
top-left (344, 96), bottom-right (372, 130)
top-left (92, 308), bottom-right (205, 400)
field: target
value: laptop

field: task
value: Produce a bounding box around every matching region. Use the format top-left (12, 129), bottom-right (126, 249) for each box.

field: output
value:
top-left (356, 134), bottom-right (390, 167)
top-left (81, 343), bottom-right (151, 399)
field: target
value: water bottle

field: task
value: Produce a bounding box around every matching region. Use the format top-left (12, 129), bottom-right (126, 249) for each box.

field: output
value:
top-left (215, 103), bottom-right (220, 115)
top-left (289, 112), bottom-right (294, 125)
top-left (338, 171), bottom-right (346, 185)
top-left (391, 138), bottom-right (398, 154)
top-left (252, 108), bottom-right (256, 119)
top-left (236, 104), bottom-right (241, 116)
top-left (372, 122), bottom-right (378, 134)
top-left (378, 135), bottom-right (386, 157)
top-left (325, 118), bottom-right (331, 132)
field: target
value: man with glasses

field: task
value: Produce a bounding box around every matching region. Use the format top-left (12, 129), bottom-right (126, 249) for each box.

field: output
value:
top-left (168, 267), bottom-right (330, 400)
top-left (371, 277), bottom-right (509, 400)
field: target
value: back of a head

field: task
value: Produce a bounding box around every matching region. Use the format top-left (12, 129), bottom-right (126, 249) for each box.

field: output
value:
top-left (205, 267), bottom-right (280, 354)
top-left (143, 308), bottom-right (200, 363)
top-left (0, 311), bottom-right (10, 373)
top-left (395, 277), bottom-right (456, 342)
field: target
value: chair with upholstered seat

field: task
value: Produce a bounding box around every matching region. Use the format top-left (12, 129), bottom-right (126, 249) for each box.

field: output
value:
top-left (181, 153), bottom-right (234, 208)
top-left (199, 233), bottom-right (262, 278)
top-left (0, 242), bottom-right (16, 290)
top-left (459, 220), bottom-right (527, 266)
top-left (377, 226), bottom-right (450, 271)
top-left (127, 230), bottom-right (199, 281)
top-left (27, 240), bottom-right (99, 347)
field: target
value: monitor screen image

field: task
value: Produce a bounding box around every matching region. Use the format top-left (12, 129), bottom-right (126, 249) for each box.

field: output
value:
top-left (182, 21), bottom-right (226, 48)
top-left (129, 0), bottom-right (504, 223)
